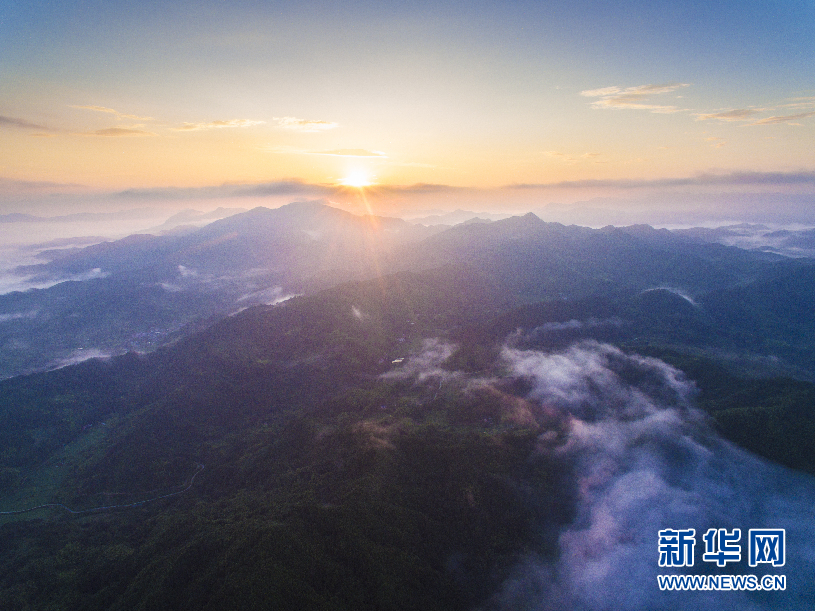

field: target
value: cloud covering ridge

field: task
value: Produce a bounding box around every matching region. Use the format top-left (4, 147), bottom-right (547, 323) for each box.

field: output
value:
top-left (482, 342), bottom-right (815, 611)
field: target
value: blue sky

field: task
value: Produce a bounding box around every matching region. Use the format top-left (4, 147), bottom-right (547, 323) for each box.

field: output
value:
top-left (1, 0), bottom-right (814, 221)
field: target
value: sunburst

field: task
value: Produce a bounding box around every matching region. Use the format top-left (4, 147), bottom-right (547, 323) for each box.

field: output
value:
top-left (338, 170), bottom-right (372, 188)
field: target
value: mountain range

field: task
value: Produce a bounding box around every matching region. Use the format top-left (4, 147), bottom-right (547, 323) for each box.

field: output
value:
top-left (1, 202), bottom-right (814, 609)
top-left (3, 201), bottom-right (811, 381)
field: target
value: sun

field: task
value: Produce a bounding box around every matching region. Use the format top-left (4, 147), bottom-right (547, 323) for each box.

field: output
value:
top-left (339, 170), bottom-right (372, 188)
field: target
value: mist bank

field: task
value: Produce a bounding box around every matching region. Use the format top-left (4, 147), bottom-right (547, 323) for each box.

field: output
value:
top-left (3, 200), bottom-right (815, 382)
top-left (377, 335), bottom-right (815, 609)
top-left (480, 342), bottom-right (814, 611)
top-left (4, 169), bottom-right (815, 227)
top-left (2, 261), bottom-right (815, 609)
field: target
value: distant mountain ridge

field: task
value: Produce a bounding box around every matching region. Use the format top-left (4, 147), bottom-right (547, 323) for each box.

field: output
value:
top-left (0, 201), bottom-right (811, 380)
top-left (2, 203), bottom-right (815, 609)
top-left (0, 208), bottom-right (157, 223)
top-left (17, 202), bottom-right (440, 280)
top-left (0, 202), bottom-right (443, 378)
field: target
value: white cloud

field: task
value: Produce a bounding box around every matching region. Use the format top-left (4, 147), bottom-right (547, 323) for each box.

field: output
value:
top-left (265, 145), bottom-right (387, 158)
top-left (580, 83), bottom-right (690, 113)
top-left (695, 98), bottom-right (815, 126)
top-left (311, 148), bottom-right (387, 157)
top-left (544, 151), bottom-right (603, 164)
top-left (91, 127), bottom-right (155, 137)
top-left (489, 341), bottom-right (815, 611)
top-left (274, 116), bottom-right (338, 132)
top-left (694, 109), bottom-right (761, 122)
top-left (580, 86), bottom-right (623, 98)
top-left (749, 111), bottom-right (815, 126)
top-left (52, 348), bottom-right (113, 369)
top-left (380, 338), bottom-right (461, 383)
top-left (70, 105), bottom-right (154, 121)
top-left (175, 119), bottom-right (265, 131)
top-left (779, 97), bottom-right (815, 110)
top-left (0, 310), bottom-right (38, 323)
top-left (0, 115), bottom-right (54, 131)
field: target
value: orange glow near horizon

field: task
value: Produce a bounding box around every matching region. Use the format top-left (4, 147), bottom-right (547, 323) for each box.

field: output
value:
top-left (1, 1), bottom-right (813, 224)
top-left (337, 170), bottom-right (374, 188)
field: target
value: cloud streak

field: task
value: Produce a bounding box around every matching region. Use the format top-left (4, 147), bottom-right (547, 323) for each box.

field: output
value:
top-left (694, 98), bottom-right (815, 126)
top-left (274, 116), bottom-right (338, 131)
top-left (0, 177), bottom-right (86, 193)
top-left (175, 119), bottom-right (265, 131)
top-left (580, 84), bottom-right (690, 114)
top-left (112, 180), bottom-right (334, 201)
top-left (311, 148), bottom-right (387, 157)
top-left (583, 88), bottom-right (814, 128)
top-left (695, 109), bottom-right (761, 122)
top-left (0, 115), bottom-right (53, 131)
top-left (381, 338), bottom-right (460, 384)
top-left (749, 111), bottom-right (815, 126)
top-left (265, 145), bottom-right (388, 158)
top-left (70, 105), bottom-right (154, 121)
top-left (544, 151), bottom-right (603, 164)
top-left (509, 170), bottom-right (815, 191)
top-left (90, 127), bottom-right (155, 137)
top-left (483, 342), bottom-right (815, 611)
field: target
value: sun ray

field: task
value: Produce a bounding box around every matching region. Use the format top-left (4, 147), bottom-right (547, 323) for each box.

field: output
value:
top-left (338, 170), bottom-right (373, 188)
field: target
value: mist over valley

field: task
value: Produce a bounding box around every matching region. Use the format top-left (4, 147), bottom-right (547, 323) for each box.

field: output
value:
top-left (1, 201), bottom-right (814, 609)
top-left (3, 0), bottom-right (814, 606)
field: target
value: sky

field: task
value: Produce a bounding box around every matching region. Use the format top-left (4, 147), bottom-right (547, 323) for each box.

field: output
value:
top-left (1, 0), bottom-right (814, 223)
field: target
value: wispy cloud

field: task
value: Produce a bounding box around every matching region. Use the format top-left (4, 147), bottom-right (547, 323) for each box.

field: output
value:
top-left (264, 145), bottom-right (437, 169)
top-left (113, 180), bottom-right (333, 200)
top-left (1, 115), bottom-right (47, 130)
top-left (694, 109), bottom-right (761, 122)
top-left (0, 115), bottom-right (55, 132)
top-left (274, 116), bottom-right (338, 131)
top-left (0, 177), bottom-right (86, 193)
top-left (0, 310), bottom-right (38, 323)
top-left (695, 97), bottom-right (815, 126)
top-left (579, 86), bottom-right (622, 98)
top-left (509, 170), bottom-right (815, 190)
top-left (380, 338), bottom-right (461, 383)
top-left (580, 83), bottom-right (690, 113)
top-left (390, 161), bottom-right (437, 168)
top-left (52, 348), bottom-right (113, 369)
top-left (749, 111), bottom-right (815, 126)
top-left (311, 148), bottom-right (387, 157)
top-left (90, 127), bottom-right (155, 137)
top-left (175, 119), bottom-right (265, 131)
top-left (544, 151), bottom-right (603, 164)
top-left (70, 105), bottom-right (154, 121)
top-left (376, 183), bottom-right (465, 194)
top-left (780, 97), bottom-right (815, 110)
top-left (490, 342), bottom-right (815, 611)
top-left (265, 145), bottom-right (387, 158)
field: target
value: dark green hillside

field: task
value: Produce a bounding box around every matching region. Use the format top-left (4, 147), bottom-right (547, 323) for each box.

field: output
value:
top-left (2, 220), bottom-right (815, 608)
top-left (0, 273), bottom-right (236, 380)
top-left (700, 263), bottom-right (815, 372)
top-left (0, 271), bottom-right (570, 610)
top-left (0, 421), bottom-right (556, 611)
top-left (628, 349), bottom-right (815, 475)
top-left (0, 202), bottom-right (444, 379)
top-left (396, 213), bottom-right (794, 303)
top-left (5, 204), bottom-right (804, 381)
